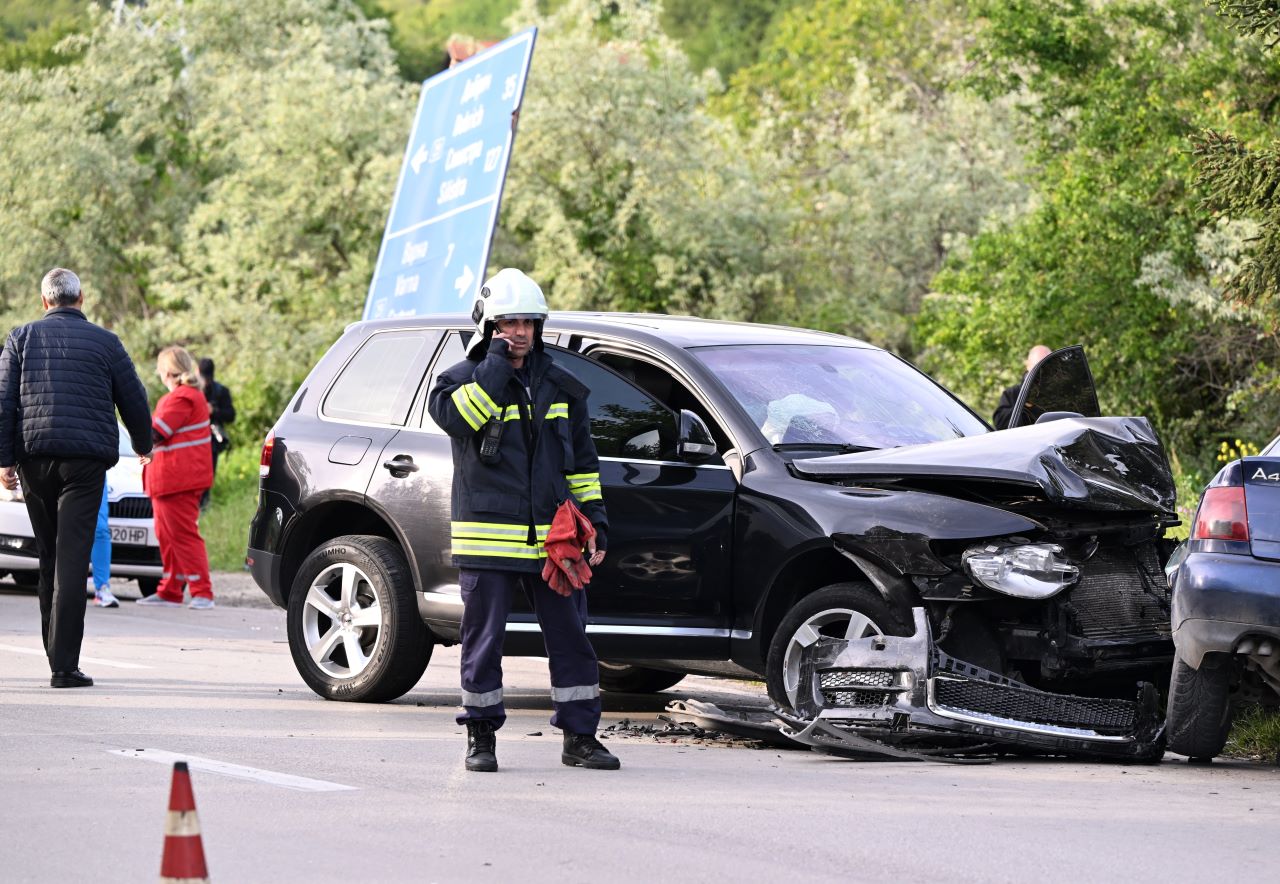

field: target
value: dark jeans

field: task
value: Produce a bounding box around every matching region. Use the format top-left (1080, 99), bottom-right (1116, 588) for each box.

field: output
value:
top-left (18, 457), bottom-right (108, 672)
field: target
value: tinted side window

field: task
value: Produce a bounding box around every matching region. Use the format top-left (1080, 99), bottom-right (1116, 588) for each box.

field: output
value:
top-left (549, 347), bottom-right (677, 460)
top-left (323, 330), bottom-right (436, 425)
top-left (420, 331), bottom-right (469, 433)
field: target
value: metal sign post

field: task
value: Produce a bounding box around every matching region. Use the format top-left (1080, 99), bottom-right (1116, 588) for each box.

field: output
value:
top-left (364, 28), bottom-right (537, 319)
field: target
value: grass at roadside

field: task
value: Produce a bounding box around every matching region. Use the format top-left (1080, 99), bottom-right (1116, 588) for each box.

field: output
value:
top-left (201, 445), bottom-right (261, 571)
top-left (1227, 706), bottom-right (1280, 762)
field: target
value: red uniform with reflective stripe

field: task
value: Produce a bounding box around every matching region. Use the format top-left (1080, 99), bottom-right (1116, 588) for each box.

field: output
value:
top-left (146, 384), bottom-right (214, 602)
top-left (145, 385), bottom-right (213, 497)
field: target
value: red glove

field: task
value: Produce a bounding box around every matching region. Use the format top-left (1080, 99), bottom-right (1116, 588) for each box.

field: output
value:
top-left (541, 499), bottom-right (597, 597)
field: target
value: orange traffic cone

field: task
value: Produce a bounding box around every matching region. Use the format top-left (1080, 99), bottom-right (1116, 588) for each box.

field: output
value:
top-left (159, 762), bottom-right (210, 883)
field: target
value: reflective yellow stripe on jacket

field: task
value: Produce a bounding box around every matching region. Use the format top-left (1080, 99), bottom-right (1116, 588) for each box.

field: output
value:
top-left (496, 402), bottom-right (568, 422)
top-left (450, 382), bottom-right (501, 431)
top-left (565, 471), bottom-right (602, 503)
top-left (451, 521), bottom-right (552, 560)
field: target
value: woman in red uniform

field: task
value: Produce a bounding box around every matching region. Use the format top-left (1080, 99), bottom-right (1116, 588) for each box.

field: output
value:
top-left (135, 346), bottom-right (215, 609)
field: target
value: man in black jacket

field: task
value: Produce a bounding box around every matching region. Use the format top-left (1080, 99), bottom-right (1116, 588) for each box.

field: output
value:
top-left (198, 357), bottom-right (235, 508)
top-left (0, 269), bottom-right (153, 688)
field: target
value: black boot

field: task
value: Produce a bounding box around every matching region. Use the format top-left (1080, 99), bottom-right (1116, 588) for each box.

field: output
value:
top-left (465, 721), bottom-right (497, 772)
top-left (50, 669), bottom-right (93, 688)
top-left (562, 731), bottom-right (621, 770)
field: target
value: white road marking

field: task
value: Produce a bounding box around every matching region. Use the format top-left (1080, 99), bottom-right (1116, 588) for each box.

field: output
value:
top-left (0, 643), bottom-right (151, 669)
top-left (108, 749), bottom-right (357, 792)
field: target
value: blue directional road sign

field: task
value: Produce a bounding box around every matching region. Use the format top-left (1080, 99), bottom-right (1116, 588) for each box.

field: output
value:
top-left (363, 28), bottom-right (536, 320)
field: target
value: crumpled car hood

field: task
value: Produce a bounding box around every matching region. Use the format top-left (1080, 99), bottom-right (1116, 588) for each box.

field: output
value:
top-left (790, 416), bottom-right (1175, 514)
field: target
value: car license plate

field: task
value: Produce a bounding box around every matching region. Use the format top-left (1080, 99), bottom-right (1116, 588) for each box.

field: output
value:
top-left (110, 525), bottom-right (149, 545)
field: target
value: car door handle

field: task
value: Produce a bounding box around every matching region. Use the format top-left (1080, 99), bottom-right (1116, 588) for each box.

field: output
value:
top-left (382, 458), bottom-right (419, 473)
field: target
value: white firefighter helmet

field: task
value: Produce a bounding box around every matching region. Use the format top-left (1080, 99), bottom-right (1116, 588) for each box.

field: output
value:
top-left (466, 268), bottom-right (549, 356)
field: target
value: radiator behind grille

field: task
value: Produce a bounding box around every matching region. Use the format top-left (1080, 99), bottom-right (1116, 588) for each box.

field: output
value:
top-left (1066, 544), bottom-right (1170, 640)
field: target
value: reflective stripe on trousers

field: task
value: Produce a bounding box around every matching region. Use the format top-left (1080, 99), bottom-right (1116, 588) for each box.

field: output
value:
top-left (456, 569), bottom-right (602, 734)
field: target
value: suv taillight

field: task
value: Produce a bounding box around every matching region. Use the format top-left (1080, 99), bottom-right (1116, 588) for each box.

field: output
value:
top-left (260, 429), bottom-right (275, 479)
top-left (1194, 486), bottom-right (1249, 541)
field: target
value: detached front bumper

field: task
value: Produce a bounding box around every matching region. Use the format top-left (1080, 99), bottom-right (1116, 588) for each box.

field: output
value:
top-left (786, 608), bottom-right (1163, 761)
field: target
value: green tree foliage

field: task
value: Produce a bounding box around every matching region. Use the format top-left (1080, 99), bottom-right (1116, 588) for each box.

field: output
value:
top-left (0, 0), bottom-right (413, 439)
top-left (494, 0), bottom-right (791, 322)
top-left (356, 0), bottom-right (518, 81)
top-left (1193, 2), bottom-right (1280, 323)
top-left (917, 0), bottom-right (1280, 453)
top-left (660, 0), bottom-right (797, 82)
top-left (0, 0), bottom-right (90, 71)
top-left (714, 0), bottom-right (1028, 353)
top-left (723, 0), bottom-right (975, 125)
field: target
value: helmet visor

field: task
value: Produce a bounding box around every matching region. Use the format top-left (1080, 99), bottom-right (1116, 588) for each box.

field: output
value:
top-left (491, 313), bottom-right (545, 321)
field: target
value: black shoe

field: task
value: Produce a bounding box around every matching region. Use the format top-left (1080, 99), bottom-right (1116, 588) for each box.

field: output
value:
top-left (465, 721), bottom-right (498, 772)
top-left (50, 669), bottom-right (93, 688)
top-left (562, 732), bottom-right (621, 770)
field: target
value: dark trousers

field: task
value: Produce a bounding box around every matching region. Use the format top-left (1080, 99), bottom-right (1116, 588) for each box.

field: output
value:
top-left (18, 457), bottom-right (108, 672)
top-left (200, 446), bottom-right (221, 509)
top-left (457, 568), bottom-right (602, 735)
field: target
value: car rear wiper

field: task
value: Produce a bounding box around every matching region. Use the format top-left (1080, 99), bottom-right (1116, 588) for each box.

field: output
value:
top-left (771, 443), bottom-right (878, 454)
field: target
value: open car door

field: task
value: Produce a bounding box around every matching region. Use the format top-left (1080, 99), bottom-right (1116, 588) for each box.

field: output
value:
top-left (1008, 344), bottom-right (1101, 429)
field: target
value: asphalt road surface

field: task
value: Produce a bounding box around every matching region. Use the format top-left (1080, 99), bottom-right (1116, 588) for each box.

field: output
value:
top-left (2, 577), bottom-right (1278, 883)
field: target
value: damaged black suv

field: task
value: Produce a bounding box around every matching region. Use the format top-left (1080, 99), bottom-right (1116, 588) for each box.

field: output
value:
top-left (248, 315), bottom-right (1178, 759)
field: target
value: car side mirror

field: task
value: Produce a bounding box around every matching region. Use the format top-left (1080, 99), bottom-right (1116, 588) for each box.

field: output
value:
top-left (677, 409), bottom-right (717, 463)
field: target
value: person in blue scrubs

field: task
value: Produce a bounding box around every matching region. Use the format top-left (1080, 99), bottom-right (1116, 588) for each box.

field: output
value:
top-left (90, 478), bottom-right (117, 608)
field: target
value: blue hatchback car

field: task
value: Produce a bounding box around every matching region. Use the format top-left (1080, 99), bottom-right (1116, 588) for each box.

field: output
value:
top-left (1166, 435), bottom-right (1280, 759)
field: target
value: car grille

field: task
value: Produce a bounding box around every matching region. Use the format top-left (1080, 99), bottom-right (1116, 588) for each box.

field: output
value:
top-left (109, 496), bottom-right (153, 519)
top-left (933, 676), bottom-right (1137, 736)
top-left (819, 669), bottom-right (897, 707)
top-left (1066, 543), bottom-right (1171, 640)
top-left (112, 545), bottom-right (162, 565)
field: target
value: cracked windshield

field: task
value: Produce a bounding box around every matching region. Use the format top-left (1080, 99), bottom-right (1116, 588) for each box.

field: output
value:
top-left (693, 345), bottom-right (988, 450)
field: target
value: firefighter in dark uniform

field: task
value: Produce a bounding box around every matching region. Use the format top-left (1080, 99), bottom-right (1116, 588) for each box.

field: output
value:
top-left (428, 268), bottom-right (620, 773)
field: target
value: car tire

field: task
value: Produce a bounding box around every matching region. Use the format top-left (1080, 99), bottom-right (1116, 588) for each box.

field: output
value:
top-left (10, 570), bottom-right (39, 589)
top-left (598, 662), bottom-right (686, 694)
top-left (1166, 654), bottom-right (1235, 760)
top-left (766, 582), bottom-right (913, 713)
top-left (286, 535), bottom-right (431, 703)
top-left (136, 577), bottom-right (159, 598)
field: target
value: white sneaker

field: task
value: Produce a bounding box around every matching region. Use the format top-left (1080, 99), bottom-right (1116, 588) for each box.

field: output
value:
top-left (136, 594), bottom-right (183, 607)
top-left (188, 596), bottom-right (216, 610)
top-left (94, 587), bottom-right (119, 608)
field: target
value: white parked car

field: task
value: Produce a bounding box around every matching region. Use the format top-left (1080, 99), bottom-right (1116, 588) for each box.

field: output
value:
top-left (0, 423), bottom-right (161, 595)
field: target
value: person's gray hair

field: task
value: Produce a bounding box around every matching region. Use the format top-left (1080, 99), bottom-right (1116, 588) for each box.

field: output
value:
top-left (41, 268), bottom-right (81, 307)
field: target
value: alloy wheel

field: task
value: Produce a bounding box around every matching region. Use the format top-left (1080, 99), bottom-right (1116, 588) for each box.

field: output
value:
top-left (301, 562), bottom-right (384, 679)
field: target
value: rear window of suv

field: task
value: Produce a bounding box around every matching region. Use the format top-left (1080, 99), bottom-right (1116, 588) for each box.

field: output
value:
top-left (324, 330), bottom-right (436, 425)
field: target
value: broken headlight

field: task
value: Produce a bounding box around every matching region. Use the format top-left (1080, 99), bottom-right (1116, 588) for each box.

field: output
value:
top-left (962, 542), bottom-right (1079, 600)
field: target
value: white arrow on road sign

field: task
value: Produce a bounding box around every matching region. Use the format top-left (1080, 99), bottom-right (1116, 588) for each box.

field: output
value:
top-left (454, 264), bottom-right (475, 298)
top-left (411, 143), bottom-right (429, 175)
